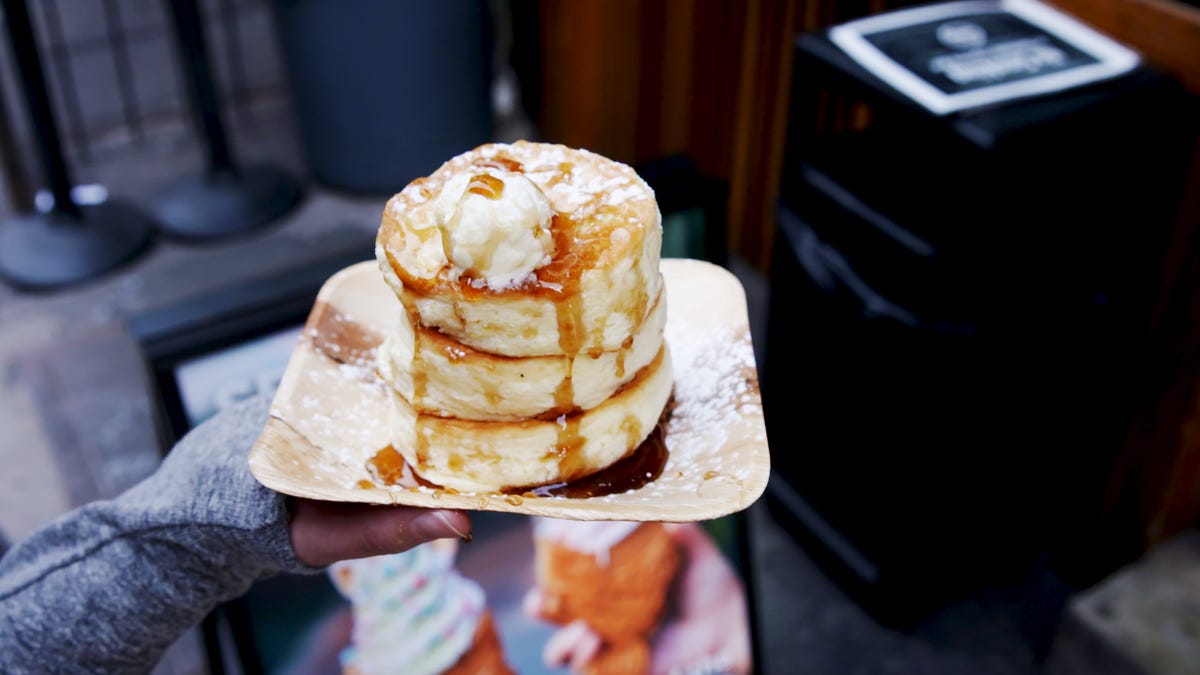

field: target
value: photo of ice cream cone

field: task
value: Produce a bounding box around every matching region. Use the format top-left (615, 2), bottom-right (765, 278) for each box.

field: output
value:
top-left (330, 539), bottom-right (514, 675)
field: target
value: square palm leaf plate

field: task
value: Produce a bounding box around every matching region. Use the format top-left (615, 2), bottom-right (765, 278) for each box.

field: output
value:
top-left (249, 258), bottom-right (769, 521)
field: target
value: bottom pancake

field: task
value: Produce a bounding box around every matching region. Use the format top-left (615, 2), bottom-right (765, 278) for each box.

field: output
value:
top-left (387, 346), bottom-right (673, 493)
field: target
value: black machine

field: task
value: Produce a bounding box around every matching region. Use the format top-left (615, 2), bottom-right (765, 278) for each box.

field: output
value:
top-left (764, 1), bottom-right (1196, 622)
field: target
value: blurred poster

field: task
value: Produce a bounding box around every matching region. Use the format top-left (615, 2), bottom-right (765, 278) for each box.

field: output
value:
top-left (829, 0), bottom-right (1139, 114)
top-left (261, 512), bottom-right (753, 675)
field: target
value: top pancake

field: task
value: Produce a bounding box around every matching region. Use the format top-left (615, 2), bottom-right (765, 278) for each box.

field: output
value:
top-left (377, 141), bottom-right (662, 358)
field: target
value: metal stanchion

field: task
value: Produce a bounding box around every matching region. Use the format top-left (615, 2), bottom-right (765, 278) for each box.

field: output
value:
top-left (152, 0), bottom-right (302, 239)
top-left (0, 0), bottom-right (154, 290)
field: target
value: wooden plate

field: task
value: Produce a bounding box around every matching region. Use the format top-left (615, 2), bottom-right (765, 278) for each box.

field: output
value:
top-left (249, 258), bottom-right (770, 521)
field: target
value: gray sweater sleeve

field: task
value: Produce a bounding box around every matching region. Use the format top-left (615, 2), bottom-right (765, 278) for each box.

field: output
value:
top-left (0, 393), bottom-right (320, 674)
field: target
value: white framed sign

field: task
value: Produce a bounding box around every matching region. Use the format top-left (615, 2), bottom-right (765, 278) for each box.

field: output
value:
top-left (828, 0), bottom-right (1140, 115)
top-left (174, 325), bottom-right (304, 427)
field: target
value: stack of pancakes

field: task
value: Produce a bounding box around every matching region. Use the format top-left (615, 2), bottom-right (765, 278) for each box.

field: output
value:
top-left (375, 141), bottom-right (671, 493)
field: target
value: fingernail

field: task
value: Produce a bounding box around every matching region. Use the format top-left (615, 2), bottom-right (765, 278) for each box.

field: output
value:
top-left (413, 510), bottom-right (471, 542)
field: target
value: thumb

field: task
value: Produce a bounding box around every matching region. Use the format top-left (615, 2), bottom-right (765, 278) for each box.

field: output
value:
top-left (290, 499), bottom-right (471, 567)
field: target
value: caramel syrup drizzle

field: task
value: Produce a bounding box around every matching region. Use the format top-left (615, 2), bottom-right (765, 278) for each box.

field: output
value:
top-left (475, 157), bottom-right (524, 174)
top-left (466, 173), bottom-right (505, 200)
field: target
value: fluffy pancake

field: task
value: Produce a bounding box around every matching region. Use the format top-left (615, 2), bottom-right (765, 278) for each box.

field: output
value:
top-left (376, 141), bottom-right (662, 357)
top-left (378, 285), bottom-right (666, 422)
top-left (387, 346), bottom-right (673, 493)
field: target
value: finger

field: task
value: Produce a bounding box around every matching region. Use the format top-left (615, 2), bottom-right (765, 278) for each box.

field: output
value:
top-left (569, 627), bottom-right (603, 672)
top-left (522, 587), bottom-right (547, 619)
top-left (290, 500), bottom-right (471, 567)
top-left (543, 619), bottom-right (598, 669)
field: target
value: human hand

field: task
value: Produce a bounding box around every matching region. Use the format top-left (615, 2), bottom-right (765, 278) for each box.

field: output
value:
top-left (289, 499), bottom-right (471, 567)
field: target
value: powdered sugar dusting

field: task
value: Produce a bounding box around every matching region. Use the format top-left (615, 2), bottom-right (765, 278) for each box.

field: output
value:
top-left (272, 326), bottom-right (390, 486)
top-left (584, 316), bottom-right (761, 505)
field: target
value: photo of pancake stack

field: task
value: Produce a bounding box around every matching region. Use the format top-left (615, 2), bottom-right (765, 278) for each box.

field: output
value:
top-left (532, 519), bottom-right (681, 675)
top-left (329, 540), bottom-right (512, 675)
top-left (373, 140), bottom-right (671, 493)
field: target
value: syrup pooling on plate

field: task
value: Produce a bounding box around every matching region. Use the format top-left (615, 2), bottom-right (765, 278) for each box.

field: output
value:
top-left (525, 415), bottom-right (669, 499)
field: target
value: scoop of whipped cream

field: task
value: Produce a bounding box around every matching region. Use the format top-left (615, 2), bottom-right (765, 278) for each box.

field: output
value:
top-left (429, 169), bottom-right (555, 290)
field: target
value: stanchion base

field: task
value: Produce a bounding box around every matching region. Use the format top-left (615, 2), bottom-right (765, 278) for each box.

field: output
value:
top-left (154, 164), bottom-right (304, 240)
top-left (0, 200), bottom-right (155, 291)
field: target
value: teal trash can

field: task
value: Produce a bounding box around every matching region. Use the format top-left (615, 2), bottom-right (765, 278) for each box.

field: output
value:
top-left (273, 0), bottom-right (494, 194)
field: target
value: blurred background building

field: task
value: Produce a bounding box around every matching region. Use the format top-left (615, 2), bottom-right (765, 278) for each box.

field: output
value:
top-left (0, 0), bottom-right (1198, 673)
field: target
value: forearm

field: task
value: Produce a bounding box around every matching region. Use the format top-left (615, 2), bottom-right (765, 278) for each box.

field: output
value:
top-left (0, 508), bottom-right (283, 673)
top-left (0, 394), bottom-right (317, 674)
